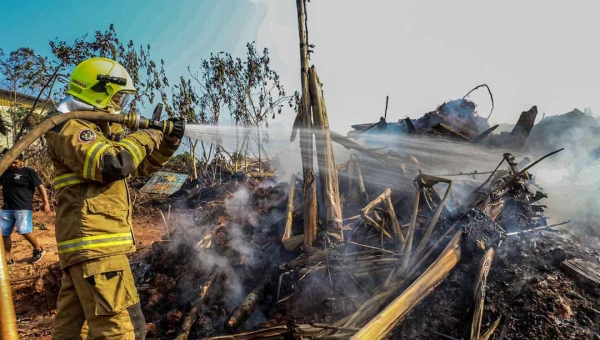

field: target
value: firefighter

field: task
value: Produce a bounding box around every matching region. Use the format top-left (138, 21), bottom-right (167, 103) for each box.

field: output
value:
top-left (46, 57), bottom-right (180, 340)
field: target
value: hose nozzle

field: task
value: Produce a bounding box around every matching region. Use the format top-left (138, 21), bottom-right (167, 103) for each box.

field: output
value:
top-left (138, 116), bottom-right (185, 140)
top-left (121, 112), bottom-right (141, 131)
top-left (121, 111), bottom-right (185, 139)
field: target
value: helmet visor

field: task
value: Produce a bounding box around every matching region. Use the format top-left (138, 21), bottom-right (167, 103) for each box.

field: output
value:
top-left (111, 92), bottom-right (134, 111)
top-left (119, 92), bottom-right (133, 108)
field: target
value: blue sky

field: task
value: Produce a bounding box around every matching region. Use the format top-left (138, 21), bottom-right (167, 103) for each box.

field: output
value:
top-left (2, 0), bottom-right (600, 132)
top-left (0, 0), bottom-right (266, 96)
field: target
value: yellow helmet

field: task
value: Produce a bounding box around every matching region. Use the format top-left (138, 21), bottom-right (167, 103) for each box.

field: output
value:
top-left (67, 57), bottom-right (136, 110)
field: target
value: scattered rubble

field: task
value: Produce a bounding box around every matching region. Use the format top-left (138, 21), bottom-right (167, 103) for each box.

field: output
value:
top-left (525, 108), bottom-right (600, 156)
top-left (125, 131), bottom-right (599, 340)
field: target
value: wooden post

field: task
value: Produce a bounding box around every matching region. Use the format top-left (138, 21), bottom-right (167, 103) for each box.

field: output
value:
top-left (295, 0), bottom-right (318, 246)
top-left (471, 248), bottom-right (495, 340)
top-left (351, 155), bottom-right (368, 203)
top-left (309, 66), bottom-right (343, 240)
top-left (304, 170), bottom-right (318, 245)
top-left (400, 190), bottom-right (421, 273)
top-left (349, 231), bottom-right (462, 340)
top-left (282, 174), bottom-right (297, 242)
top-left (384, 95), bottom-right (389, 120)
top-left (412, 176), bottom-right (453, 264)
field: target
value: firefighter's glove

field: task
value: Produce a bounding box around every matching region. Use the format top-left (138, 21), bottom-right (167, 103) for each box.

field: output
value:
top-left (144, 129), bottom-right (164, 147)
top-left (139, 129), bottom-right (164, 151)
top-left (165, 134), bottom-right (181, 146)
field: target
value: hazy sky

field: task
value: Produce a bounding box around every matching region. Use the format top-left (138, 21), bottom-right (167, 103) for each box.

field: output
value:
top-left (2, 0), bottom-right (599, 132)
top-left (251, 0), bottom-right (600, 131)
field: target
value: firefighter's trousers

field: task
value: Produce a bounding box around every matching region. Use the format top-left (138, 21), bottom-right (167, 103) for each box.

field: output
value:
top-left (52, 254), bottom-right (147, 340)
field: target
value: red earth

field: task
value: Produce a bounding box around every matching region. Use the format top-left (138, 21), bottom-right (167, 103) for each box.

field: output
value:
top-left (6, 208), bottom-right (167, 339)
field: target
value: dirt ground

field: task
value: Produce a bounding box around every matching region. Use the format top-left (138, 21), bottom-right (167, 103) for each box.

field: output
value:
top-left (6, 209), bottom-right (167, 339)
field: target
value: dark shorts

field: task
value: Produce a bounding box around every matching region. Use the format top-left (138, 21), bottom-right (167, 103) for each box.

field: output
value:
top-left (1, 210), bottom-right (33, 236)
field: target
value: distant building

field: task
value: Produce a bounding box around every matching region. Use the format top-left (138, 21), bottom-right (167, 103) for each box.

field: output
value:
top-left (0, 88), bottom-right (56, 150)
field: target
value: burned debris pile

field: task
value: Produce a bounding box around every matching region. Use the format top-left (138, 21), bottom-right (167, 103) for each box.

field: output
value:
top-left (348, 85), bottom-right (538, 151)
top-left (131, 133), bottom-right (599, 340)
top-left (524, 108), bottom-right (600, 159)
top-left (130, 31), bottom-right (599, 336)
top-left (130, 29), bottom-right (600, 337)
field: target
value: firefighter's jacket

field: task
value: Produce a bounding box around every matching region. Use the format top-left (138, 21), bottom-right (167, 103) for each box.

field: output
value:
top-left (46, 118), bottom-right (178, 269)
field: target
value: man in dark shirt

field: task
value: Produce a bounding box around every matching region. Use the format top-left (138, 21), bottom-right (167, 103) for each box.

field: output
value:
top-left (0, 154), bottom-right (51, 264)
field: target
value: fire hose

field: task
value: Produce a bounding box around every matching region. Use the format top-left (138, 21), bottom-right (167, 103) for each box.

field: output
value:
top-left (0, 109), bottom-right (184, 339)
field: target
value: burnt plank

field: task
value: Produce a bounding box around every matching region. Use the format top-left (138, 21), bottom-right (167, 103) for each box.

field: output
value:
top-left (560, 258), bottom-right (600, 292)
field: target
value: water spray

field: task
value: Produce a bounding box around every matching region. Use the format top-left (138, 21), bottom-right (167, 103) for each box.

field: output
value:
top-left (125, 103), bottom-right (186, 140)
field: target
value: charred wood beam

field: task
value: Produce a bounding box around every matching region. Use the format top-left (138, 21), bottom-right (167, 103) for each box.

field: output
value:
top-left (348, 231), bottom-right (462, 340)
top-left (310, 66), bottom-right (343, 240)
top-left (473, 125), bottom-right (499, 143)
top-left (339, 231), bottom-right (461, 330)
top-left (346, 158), bottom-right (356, 189)
top-left (400, 189), bottom-right (421, 274)
top-left (508, 106), bottom-right (537, 148)
top-left (294, 0), bottom-right (319, 249)
top-left (359, 188), bottom-right (394, 241)
top-left (383, 264), bottom-right (400, 290)
top-left (176, 273), bottom-right (218, 340)
top-left (282, 234), bottom-right (304, 251)
top-left (479, 316), bottom-right (502, 340)
top-left (470, 248), bottom-right (495, 340)
top-left (304, 170), bottom-right (318, 246)
top-left (282, 174), bottom-right (297, 244)
top-left (530, 190), bottom-right (548, 203)
top-left (350, 121), bottom-right (382, 137)
top-left (560, 258), bottom-right (600, 294)
top-left (385, 197), bottom-right (404, 247)
top-left (225, 280), bottom-right (266, 334)
top-left (404, 117), bottom-right (416, 132)
top-left (412, 175), bottom-right (453, 266)
top-left (431, 123), bottom-right (473, 142)
top-left (384, 95), bottom-right (389, 119)
top-left (350, 155), bottom-right (368, 204)
top-left (403, 209), bottom-right (466, 285)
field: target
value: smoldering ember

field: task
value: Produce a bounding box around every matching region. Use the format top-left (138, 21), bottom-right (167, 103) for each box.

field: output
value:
top-left (2, 2), bottom-right (600, 340)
